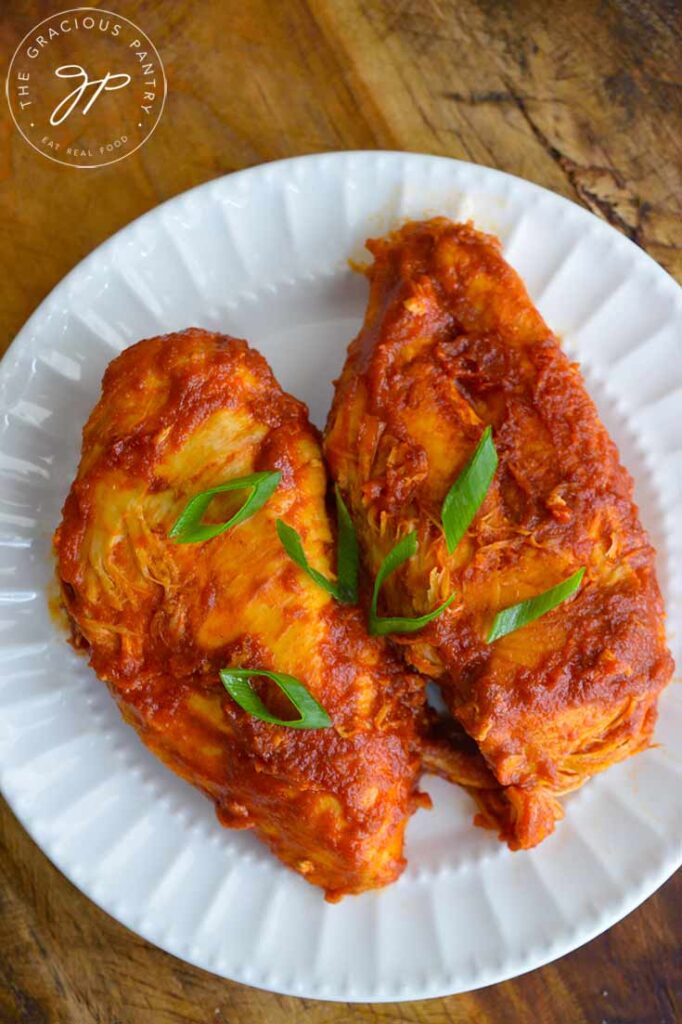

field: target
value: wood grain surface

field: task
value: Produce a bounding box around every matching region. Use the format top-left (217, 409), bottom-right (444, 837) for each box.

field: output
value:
top-left (0, 1), bottom-right (680, 1021)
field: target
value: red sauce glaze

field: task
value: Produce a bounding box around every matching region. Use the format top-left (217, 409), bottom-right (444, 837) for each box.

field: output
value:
top-left (325, 220), bottom-right (674, 849)
top-left (55, 328), bottom-right (426, 898)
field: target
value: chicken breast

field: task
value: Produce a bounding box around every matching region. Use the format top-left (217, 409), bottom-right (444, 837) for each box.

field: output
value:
top-left (325, 219), bottom-right (673, 849)
top-left (55, 328), bottom-right (426, 899)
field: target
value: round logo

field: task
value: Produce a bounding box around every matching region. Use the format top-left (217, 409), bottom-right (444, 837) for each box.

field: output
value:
top-left (5, 7), bottom-right (166, 169)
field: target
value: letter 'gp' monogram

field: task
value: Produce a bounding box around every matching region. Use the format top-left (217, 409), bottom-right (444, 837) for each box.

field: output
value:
top-left (50, 65), bottom-right (132, 126)
top-left (5, 8), bottom-right (167, 168)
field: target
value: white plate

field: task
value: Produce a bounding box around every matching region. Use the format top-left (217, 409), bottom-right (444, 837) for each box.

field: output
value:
top-left (0, 152), bottom-right (680, 1002)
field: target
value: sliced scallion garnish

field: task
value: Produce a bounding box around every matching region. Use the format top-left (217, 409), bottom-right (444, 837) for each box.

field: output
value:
top-left (334, 486), bottom-right (360, 604)
top-left (168, 471), bottom-right (281, 544)
top-left (486, 567), bottom-right (586, 643)
top-left (441, 426), bottom-right (498, 554)
top-left (276, 486), bottom-right (359, 604)
top-left (219, 667), bottom-right (332, 729)
top-left (369, 531), bottom-right (457, 636)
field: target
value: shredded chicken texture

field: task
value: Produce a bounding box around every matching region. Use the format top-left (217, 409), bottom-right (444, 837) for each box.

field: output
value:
top-left (324, 219), bottom-right (673, 849)
top-left (55, 328), bottom-right (427, 899)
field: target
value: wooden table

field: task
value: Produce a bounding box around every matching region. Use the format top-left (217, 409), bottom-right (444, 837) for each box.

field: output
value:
top-left (1, 2), bottom-right (680, 1021)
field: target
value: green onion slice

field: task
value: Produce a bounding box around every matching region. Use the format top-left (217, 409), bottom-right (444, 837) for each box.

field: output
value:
top-left (486, 567), bottom-right (586, 643)
top-left (219, 668), bottom-right (332, 729)
top-left (369, 531), bottom-right (457, 636)
top-left (276, 486), bottom-right (359, 604)
top-left (334, 486), bottom-right (360, 604)
top-left (442, 425), bottom-right (498, 554)
top-left (169, 470), bottom-right (281, 544)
